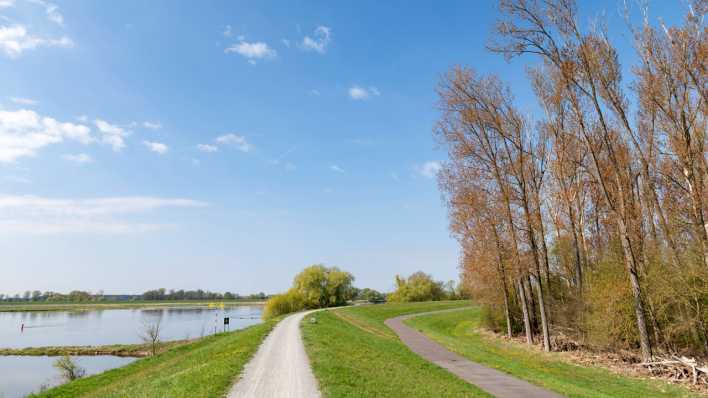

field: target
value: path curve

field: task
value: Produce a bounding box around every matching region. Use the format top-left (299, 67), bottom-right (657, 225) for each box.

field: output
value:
top-left (229, 310), bottom-right (321, 398)
top-left (385, 309), bottom-right (564, 398)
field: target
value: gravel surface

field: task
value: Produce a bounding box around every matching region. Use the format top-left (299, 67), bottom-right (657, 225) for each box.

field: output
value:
top-left (229, 310), bottom-right (321, 398)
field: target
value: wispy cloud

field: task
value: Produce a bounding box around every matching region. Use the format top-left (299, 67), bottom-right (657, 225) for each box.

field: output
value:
top-left (4, 175), bottom-right (31, 184)
top-left (300, 26), bottom-right (330, 54)
top-left (27, 0), bottom-right (64, 26)
top-left (416, 161), bottom-right (442, 178)
top-left (348, 85), bottom-right (380, 100)
top-left (223, 25), bottom-right (232, 37)
top-left (0, 109), bottom-right (92, 162)
top-left (197, 143), bottom-right (218, 153)
top-left (0, 195), bottom-right (208, 234)
top-left (9, 97), bottom-right (38, 106)
top-left (215, 133), bottom-right (251, 152)
top-left (0, 0), bottom-right (15, 9)
top-left (329, 164), bottom-right (344, 173)
top-left (0, 25), bottom-right (73, 58)
top-left (225, 40), bottom-right (276, 63)
top-left (94, 119), bottom-right (128, 152)
top-left (143, 140), bottom-right (168, 155)
top-left (63, 153), bottom-right (93, 164)
top-left (142, 121), bottom-right (162, 130)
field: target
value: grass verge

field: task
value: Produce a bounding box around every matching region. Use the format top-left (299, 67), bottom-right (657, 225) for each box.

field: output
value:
top-left (30, 318), bottom-right (278, 397)
top-left (302, 301), bottom-right (492, 398)
top-left (406, 307), bottom-right (701, 398)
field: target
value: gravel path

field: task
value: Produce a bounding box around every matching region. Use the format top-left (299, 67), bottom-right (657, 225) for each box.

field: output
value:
top-left (385, 309), bottom-right (565, 398)
top-left (228, 310), bottom-right (321, 398)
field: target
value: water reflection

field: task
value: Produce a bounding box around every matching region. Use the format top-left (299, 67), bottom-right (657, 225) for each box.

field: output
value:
top-left (0, 355), bottom-right (135, 398)
top-left (0, 305), bottom-right (263, 348)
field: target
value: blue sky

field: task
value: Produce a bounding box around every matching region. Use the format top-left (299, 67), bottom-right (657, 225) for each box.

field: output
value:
top-left (0, 0), bottom-right (685, 295)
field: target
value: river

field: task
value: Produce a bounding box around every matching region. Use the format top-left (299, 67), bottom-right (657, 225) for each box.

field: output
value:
top-left (0, 305), bottom-right (263, 397)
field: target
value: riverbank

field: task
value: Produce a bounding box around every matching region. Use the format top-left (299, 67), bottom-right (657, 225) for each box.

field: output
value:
top-left (0, 339), bottom-right (192, 357)
top-left (30, 317), bottom-right (279, 397)
top-left (0, 300), bottom-right (264, 312)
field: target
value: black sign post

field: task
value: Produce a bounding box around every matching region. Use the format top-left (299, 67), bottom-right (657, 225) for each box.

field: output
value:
top-left (224, 317), bottom-right (230, 332)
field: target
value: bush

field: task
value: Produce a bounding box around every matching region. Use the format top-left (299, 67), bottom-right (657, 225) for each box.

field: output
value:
top-left (262, 289), bottom-right (304, 319)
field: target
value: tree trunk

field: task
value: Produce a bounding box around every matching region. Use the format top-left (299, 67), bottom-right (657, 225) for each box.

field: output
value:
top-left (517, 278), bottom-right (533, 344)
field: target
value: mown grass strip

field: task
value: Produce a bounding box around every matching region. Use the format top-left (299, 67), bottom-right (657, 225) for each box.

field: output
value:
top-left (406, 307), bottom-right (701, 398)
top-left (302, 301), bottom-right (491, 398)
top-left (30, 318), bottom-right (278, 398)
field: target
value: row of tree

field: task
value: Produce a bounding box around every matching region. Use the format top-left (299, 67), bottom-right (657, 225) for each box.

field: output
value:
top-left (438, 0), bottom-right (707, 360)
top-left (0, 290), bottom-right (102, 302)
top-left (141, 289), bottom-right (266, 301)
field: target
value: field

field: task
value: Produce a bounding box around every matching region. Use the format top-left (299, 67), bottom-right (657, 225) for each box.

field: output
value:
top-left (406, 307), bottom-right (701, 398)
top-left (302, 301), bottom-right (492, 398)
top-left (30, 318), bottom-right (278, 397)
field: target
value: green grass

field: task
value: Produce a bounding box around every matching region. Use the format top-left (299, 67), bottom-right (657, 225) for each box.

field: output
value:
top-left (0, 300), bottom-right (264, 312)
top-left (0, 339), bottom-right (191, 357)
top-left (406, 307), bottom-right (702, 398)
top-left (302, 301), bottom-right (492, 398)
top-left (31, 318), bottom-right (279, 398)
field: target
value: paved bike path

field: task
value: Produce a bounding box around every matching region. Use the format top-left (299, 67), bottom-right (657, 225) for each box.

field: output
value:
top-left (385, 309), bottom-right (564, 398)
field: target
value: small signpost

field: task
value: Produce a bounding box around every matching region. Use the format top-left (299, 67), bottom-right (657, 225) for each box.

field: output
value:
top-left (224, 316), bottom-right (230, 332)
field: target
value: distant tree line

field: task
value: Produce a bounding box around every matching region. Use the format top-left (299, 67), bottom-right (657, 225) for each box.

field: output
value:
top-left (141, 288), bottom-right (267, 301)
top-left (0, 290), bottom-right (104, 302)
top-left (0, 289), bottom-right (268, 303)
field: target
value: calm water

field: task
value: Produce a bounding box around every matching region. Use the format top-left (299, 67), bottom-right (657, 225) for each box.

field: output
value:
top-left (0, 355), bottom-right (135, 398)
top-left (0, 305), bottom-right (263, 397)
top-left (0, 305), bottom-right (263, 348)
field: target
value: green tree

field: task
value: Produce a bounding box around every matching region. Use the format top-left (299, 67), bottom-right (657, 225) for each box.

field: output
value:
top-left (388, 271), bottom-right (444, 302)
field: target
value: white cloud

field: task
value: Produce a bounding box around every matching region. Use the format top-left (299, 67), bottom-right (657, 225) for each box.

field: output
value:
top-left (63, 153), bottom-right (93, 164)
top-left (416, 161), bottom-right (442, 178)
top-left (94, 119), bottom-right (127, 152)
top-left (0, 25), bottom-right (73, 58)
top-left (143, 140), bottom-right (168, 155)
top-left (10, 97), bottom-right (37, 106)
top-left (0, 109), bottom-right (92, 162)
top-left (216, 133), bottom-right (251, 152)
top-left (329, 164), bottom-right (344, 173)
top-left (0, 195), bottom-right (208, 234)
top-left (197, 143), bottom-right (218, 153)
top-left (224, 41), bottom-right (276, 62)
top-left (348, 85), bottom-right (380, 100)
top-left (142, 121), bottom-right (162, 130)
top-left (300, 26), bottom-right (330, 54)
top-left (0, 0), bottom-right (14, 9)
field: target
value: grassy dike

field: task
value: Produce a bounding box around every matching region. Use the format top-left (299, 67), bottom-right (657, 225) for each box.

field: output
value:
top-left (406, 307), bottom-right (701, 398)
top-left (302, 301), bottom-right (492, 398)
top-left (30, 318), bottom-right (279, 398)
